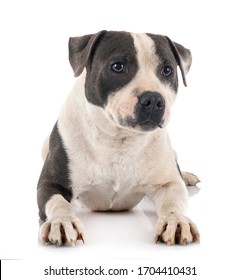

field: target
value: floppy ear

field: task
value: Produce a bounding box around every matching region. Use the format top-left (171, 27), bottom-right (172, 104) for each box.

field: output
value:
top-left (165, 36), bottom-right (192, 86)
top-left (69, 30), bottom-right (107, 77)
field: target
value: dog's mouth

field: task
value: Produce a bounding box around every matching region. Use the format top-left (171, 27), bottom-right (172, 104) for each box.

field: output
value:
top-left (118, 115), bottom-right (164, 132)
top-left (139, 119), bottom-right (164, 131)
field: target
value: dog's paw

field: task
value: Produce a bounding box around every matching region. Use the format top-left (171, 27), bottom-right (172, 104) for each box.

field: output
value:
top-left (182, 172), bottom-right (200, 186)
top-left (155, 213), bottom-right (200, 245)
top-left (39, 215), bottom-right (84, 246)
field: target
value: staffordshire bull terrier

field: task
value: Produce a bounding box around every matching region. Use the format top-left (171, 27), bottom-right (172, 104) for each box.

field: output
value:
top-left (37, 30), bottom-right (200, 246)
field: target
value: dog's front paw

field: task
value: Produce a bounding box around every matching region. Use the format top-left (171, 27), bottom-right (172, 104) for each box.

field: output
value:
top-left (155, 213), bottom-right (200, 245)
top-left (39, 215), bottom-right (84, 246)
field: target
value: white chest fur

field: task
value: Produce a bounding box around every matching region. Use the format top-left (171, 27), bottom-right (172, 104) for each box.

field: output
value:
top-left (67, 131), bottom-right (155, 211)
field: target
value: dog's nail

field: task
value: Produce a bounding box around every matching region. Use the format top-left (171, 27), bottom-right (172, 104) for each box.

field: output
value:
top-left (155, 235), bottom-right (162, 244)
top-left (78, 233), bottom-right (85, 243)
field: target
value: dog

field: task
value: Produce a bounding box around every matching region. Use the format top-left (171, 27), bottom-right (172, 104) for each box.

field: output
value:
top-left (37, 30), bottom-right (200, 246)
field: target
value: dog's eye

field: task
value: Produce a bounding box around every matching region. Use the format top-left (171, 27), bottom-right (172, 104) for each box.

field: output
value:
top-left (111, 62), bottom-right (126, 73)
top-left (161, 66), bottom-right (173, 77)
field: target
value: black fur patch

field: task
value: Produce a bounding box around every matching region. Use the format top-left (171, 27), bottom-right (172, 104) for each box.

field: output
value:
top-left (37, 122), bottom-right (72, 221)
top-left (176, 160), bottom-right (183, 178)
top-left (84, 31), bottom-right (138, 107)
top-left (147, 33), bottom-right (179, 92)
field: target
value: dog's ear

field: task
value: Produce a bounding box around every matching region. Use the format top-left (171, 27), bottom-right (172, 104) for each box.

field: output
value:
top-left (165, 36), bottom-right (192, 87)
top-left (69, 30), bottom-right (107, 77)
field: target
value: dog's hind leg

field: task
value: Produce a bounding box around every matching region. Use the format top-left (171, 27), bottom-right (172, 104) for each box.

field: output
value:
top-left (182, 172), bottom-right (200, 186)
top-left (174, 150), bottom-right (200, 186)
top-left (176, 160), bottom-right (200, 186)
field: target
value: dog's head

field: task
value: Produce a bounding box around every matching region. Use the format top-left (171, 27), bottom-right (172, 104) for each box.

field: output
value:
top-left (69, 31), bottom-right (191, 132)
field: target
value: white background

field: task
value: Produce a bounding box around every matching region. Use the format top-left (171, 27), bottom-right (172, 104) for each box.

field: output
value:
top-left (1, 0), bottom-right (240, 279)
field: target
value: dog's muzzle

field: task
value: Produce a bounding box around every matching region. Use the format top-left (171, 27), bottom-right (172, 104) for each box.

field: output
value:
top-left (135, 91), bottom-right (165, 130)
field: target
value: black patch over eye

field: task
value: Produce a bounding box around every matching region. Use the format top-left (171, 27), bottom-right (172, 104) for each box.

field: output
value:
top-left (161, 65), bottom-right (173, 77)
top-left (111, 62), bottom-right (127, 73)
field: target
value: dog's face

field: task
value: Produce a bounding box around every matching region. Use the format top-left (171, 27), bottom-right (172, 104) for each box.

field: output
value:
top-left (69, 31), bottom-right (192, 132)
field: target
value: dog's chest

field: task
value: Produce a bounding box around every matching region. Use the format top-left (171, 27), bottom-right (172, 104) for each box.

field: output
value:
top-left (69, 137), bottom-right (150, 211)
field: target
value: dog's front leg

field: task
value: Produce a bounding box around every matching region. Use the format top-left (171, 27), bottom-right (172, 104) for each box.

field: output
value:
top-left (37, 123), bottom-right (84, 246)
top-left (150, 181), bottom-right (200, 245)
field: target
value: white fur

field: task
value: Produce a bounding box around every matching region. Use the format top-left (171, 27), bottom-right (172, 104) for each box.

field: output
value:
top-left (40, 33), bottom-right (199, 246)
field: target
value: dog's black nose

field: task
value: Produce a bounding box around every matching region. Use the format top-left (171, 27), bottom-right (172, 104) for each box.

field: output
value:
top-left (135, 92), bottom-right (165, 131)
top-left (139, 92), bottom-right (165, 111)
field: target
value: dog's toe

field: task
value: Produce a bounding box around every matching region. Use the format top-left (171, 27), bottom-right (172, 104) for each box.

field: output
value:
top-left (39, 221), bottom-right (51, 245)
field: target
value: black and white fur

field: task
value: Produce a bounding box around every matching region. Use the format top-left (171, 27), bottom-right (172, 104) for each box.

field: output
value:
top-left (37, 31), bottom-right (200, 246)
